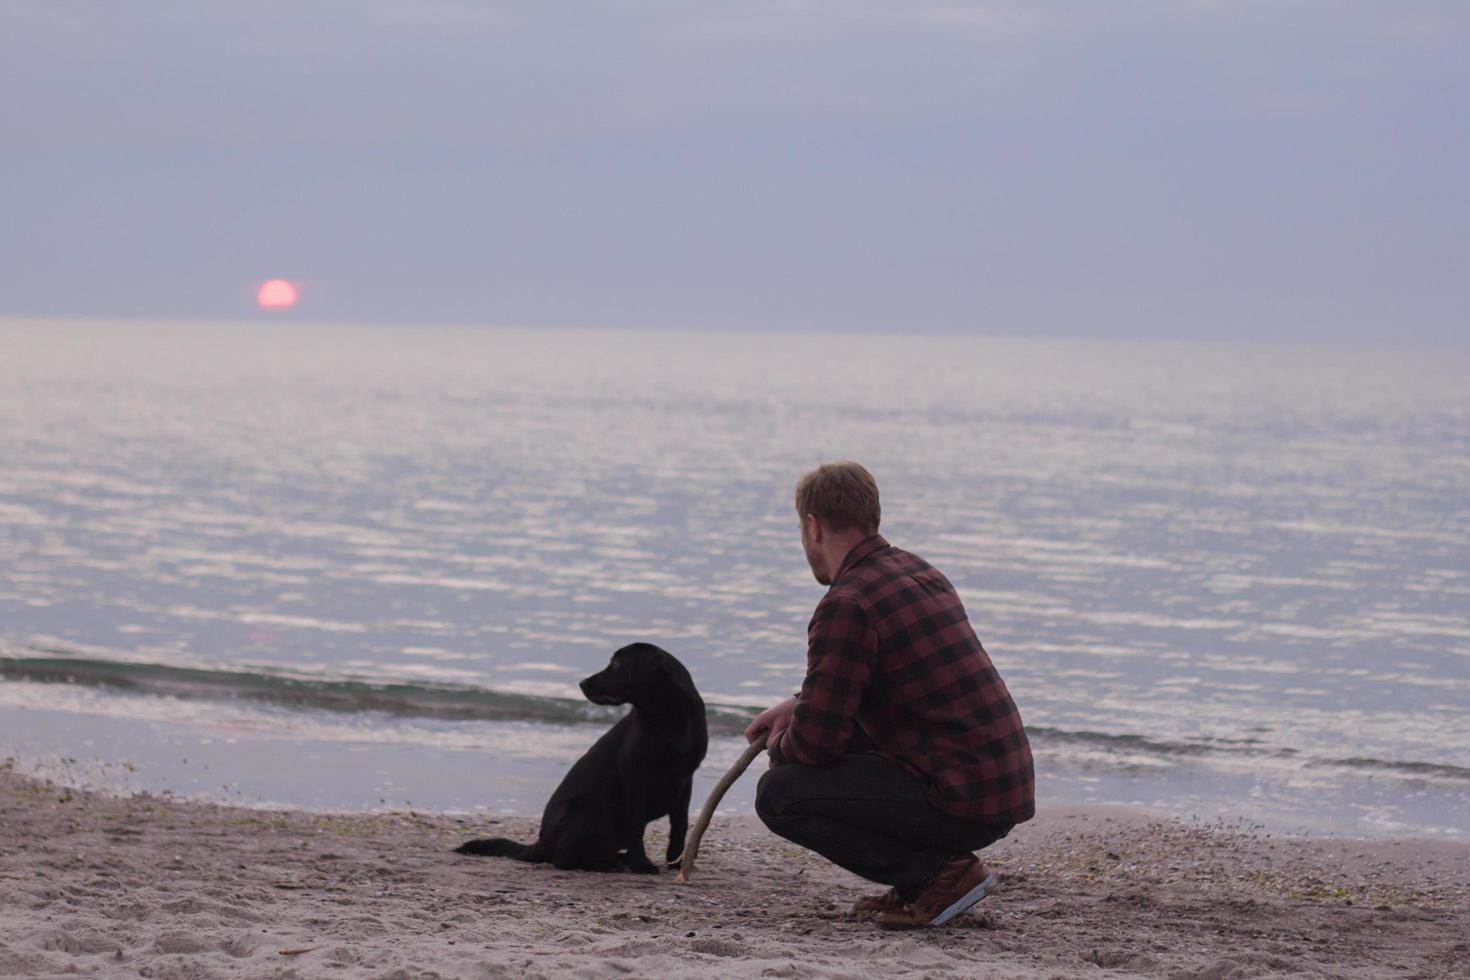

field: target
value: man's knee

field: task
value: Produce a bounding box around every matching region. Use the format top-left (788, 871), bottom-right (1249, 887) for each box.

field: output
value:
top-left (754, 764), bottom-right (804, 822)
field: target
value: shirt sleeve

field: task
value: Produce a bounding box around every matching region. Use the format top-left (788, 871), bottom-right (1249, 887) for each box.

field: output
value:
top-left (770, 593), bottom-right (875, 766)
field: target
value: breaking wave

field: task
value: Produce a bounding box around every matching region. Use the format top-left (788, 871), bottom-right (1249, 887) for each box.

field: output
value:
top-left (6, 648), bottom-right (1468, 785)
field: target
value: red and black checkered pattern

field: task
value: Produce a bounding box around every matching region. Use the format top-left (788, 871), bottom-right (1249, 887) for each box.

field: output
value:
top-left (770, 535), bottom-right (1035, 825)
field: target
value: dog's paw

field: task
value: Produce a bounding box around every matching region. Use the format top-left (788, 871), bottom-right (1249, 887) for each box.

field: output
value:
top-left (628, 860), bottom-right (660, 875)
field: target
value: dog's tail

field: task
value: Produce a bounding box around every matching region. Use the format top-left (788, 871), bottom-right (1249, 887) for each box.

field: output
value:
top-left (455, 837), bottom-right (545, 862)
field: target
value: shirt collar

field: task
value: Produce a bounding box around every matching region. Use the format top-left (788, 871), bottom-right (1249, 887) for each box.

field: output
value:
top-left (832, 534), bottom-right (889, 584)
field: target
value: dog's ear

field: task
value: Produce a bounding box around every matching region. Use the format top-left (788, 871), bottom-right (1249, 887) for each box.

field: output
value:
top-left (650, 648), bottom-right (697, 701)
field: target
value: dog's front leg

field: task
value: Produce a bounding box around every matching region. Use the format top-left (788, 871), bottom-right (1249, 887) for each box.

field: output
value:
top-left (621, 819), bottom-right (657, 873)
top-left (666, 778), bottom-right (692, 868)
top-left (620, 778), bottom-right (658, 874)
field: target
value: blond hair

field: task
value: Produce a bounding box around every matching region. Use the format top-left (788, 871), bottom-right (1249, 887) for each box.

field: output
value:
top-left (794, 462), bottom-right (881, 535)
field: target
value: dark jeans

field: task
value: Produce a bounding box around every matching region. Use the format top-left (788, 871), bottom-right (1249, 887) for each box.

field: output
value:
top-left (755, 754), bottom-right (1013, 900)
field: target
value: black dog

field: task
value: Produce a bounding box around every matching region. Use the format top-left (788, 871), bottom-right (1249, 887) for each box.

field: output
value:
top-left (456, 643), bottom-right (708, 873)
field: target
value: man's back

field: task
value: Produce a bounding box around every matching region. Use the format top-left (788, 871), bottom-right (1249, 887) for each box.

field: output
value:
top-left (774, 534), bottom-right (1035, 825)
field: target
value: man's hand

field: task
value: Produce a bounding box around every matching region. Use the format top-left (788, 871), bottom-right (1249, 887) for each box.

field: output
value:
top-left (744, 696), bottom-right (797, 759)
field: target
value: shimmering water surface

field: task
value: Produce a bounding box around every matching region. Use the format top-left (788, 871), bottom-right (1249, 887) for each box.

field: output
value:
top-left (2, 318), bottom-right (1467, 837)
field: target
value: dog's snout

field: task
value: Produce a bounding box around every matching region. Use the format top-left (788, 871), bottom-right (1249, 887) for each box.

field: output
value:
top-left (580, 669), bottom-right (623, 705)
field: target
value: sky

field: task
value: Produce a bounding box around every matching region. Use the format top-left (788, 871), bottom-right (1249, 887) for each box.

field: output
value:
top-left (2, 0), bottom-right (1466, 344)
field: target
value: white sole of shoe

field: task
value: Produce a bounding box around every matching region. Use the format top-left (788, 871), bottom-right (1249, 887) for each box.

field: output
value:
top-left (929, 871), bottom-right (998, 926)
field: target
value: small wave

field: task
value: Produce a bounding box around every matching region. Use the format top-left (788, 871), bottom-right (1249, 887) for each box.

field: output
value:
top-left (1027, 726), bottom-right (1220, 758)
top-left (1026, 726), bottom-right (1470, 784)
top-left (6, 650), bottom-right (1467, 785)
top-left (0, 650), bottom-right (759, 736)
top-left (1313, 755), bottom-right (1470, 783)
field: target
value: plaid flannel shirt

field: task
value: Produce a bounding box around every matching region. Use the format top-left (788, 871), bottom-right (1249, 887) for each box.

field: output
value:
top-left (770, 535), bottom-right (1035, 825)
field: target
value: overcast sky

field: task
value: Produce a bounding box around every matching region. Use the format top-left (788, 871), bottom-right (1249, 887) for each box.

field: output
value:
top-left (2, 1), bottom-right (1466, 343)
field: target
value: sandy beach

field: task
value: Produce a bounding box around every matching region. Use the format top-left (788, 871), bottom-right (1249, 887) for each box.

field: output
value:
top-left (2, 765), bottom-right (1466, 979)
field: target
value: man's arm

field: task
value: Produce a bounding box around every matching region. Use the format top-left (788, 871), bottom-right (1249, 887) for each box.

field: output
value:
top-left (769, 595), bottom-right (874, 767)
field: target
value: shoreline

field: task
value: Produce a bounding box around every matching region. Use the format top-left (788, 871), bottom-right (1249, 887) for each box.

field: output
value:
top-left (3, 767), bottom-right (1468, 978)
top-left (7, 695), bottom-right (1468, 843)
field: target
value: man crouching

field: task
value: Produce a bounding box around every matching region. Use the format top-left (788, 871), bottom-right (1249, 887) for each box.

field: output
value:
top-left (745, 462), bottom-right (1034, 930)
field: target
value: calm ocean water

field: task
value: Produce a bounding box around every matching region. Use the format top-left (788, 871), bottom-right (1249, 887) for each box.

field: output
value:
top-left (2, 317), bottom-right (1467, 838)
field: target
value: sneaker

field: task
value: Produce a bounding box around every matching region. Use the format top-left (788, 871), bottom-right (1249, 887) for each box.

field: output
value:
top-left (876, 856), bottom-right (997, 930)
top-left (850, 887), bottom-right (908, 917)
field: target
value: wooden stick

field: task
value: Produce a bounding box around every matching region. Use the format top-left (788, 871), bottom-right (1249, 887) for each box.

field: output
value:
top-left (676, 734), bottom-right (768, 881)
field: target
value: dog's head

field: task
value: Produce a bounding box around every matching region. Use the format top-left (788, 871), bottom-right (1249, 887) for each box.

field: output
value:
top-left (579, 642), bottom-right (698, 710)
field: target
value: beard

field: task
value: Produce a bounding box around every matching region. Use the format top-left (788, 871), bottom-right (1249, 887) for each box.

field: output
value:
top-left (803, 541), bottom-right (831, 585)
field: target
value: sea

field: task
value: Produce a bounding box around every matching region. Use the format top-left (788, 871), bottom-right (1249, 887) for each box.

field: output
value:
top-left (2, 317), bottom-right (1467, 840)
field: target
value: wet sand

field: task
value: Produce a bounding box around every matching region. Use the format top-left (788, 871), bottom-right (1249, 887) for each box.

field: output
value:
top-left (2, 765), bottom-right (1467, 979)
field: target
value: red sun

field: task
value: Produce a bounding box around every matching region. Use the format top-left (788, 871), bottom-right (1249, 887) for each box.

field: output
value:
top-left (256, 279), bottom-right (299, 310)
